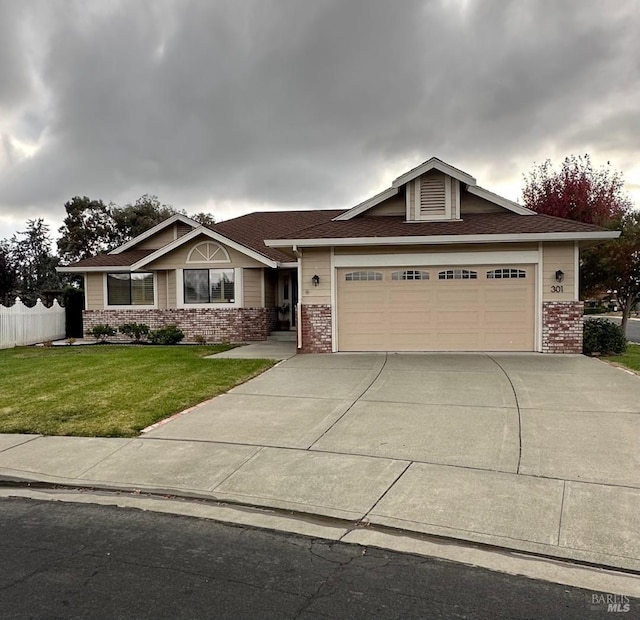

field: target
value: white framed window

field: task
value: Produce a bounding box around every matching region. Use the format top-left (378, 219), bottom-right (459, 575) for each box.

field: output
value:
top-left (184, 268), bottom-right (235, 303)
top-left (391, 270), bottom-right (430, 281)
top-left (106, 272), bottom-right (155, 306)
top-left (487, 268), bottom-right (526, 279)
top-left (345, 271), bottom-right (383, 281)
top-left (438, 269), bottom-right (477, 280)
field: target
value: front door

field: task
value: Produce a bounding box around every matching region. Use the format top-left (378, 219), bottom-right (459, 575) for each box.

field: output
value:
top-left (278, 270), bottom-right (297, 329)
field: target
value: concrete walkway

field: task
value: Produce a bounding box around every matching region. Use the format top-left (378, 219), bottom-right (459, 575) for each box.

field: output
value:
top-left (1, 352), bottom-right (639, 582)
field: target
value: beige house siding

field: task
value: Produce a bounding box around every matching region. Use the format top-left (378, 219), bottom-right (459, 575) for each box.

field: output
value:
top-left (136, 227), bottom-right (177, 250)
top-left (176, 222), bottom-right (193, 237)
top-left (301, 248), bottom-right (331, 305)
top-left (144, 235), bottom-right (266, 269)
top-left (243, 268), bottom-right (263, 307)
top-left (167, 270), bottom-right (177, 307)
top-left (264, 271), bottom-right (276, 307)
top-left (542, 242), bottom-right (576, 301)
top-left (367, 192), bottom-right (406, 216)
top-left (156, 271), bottom-right (168, 309)
top-left (85, 272), bottom-right (104, 310)
top-left (460, 190), bottom-right (506, 214)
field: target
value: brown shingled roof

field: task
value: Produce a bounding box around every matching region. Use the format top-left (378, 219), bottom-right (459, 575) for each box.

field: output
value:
top-left (268, 213), bottom-right (607, 241)
top-left (65, 249), bottom-right (156, 268)
top-left (210, 209), bottom-right (345, 262)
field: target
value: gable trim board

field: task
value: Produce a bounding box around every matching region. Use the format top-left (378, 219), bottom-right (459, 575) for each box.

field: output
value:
top-left (110, 214), bottom-right (200, 254)
top-left (466, 186), bottom-right (534, 215)
top-left (333, 187), bottom-right (399, 221)
top-left (131, 226), bottom-right (278, 270)
top-left (392, 157), bottom-right (476, 188)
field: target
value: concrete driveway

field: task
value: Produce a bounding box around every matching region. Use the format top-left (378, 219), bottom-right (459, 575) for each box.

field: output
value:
top-left (141, 351), bottom-right (640, 571)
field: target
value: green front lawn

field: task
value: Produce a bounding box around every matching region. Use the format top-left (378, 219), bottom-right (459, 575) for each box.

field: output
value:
top-left (608, 343), bottom-right (640, 374)
top-left (0, 345), bottom-right (275, 437)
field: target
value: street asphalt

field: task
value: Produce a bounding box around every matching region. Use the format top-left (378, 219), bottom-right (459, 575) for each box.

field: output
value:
top-left (0, 346), bottom-right (639, 596)
top-left (2, 497), bottom-right (636, 620)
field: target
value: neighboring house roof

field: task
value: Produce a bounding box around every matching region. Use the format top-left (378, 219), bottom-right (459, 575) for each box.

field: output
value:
top-left (265, 213), bottom-right (619, 247)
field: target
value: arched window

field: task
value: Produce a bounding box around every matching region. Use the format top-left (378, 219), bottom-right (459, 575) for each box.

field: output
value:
top-left (186, 242), bottom-right (230, 264)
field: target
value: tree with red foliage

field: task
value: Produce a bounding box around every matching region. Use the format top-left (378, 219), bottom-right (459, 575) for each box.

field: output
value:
top-left (523, 154), bottom-right (638, 335)
top-left (522, 154), bottom-right (632, 225)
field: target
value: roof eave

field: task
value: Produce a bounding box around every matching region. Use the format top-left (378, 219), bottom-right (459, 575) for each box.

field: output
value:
top-left (56, 266), bottom-right (133, 273)
top-left (265, 231), bottom-right (620, 248)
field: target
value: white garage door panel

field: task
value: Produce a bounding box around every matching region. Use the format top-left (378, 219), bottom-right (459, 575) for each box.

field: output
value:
top-left (337, 265), bottom-right (535, 352)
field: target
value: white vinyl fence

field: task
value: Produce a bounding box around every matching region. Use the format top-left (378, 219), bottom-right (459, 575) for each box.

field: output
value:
top-left (0, 297), bottom-right (66, 349)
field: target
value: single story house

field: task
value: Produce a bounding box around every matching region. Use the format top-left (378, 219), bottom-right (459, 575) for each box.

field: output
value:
top-left (58, 157), bottom-right (619, 353)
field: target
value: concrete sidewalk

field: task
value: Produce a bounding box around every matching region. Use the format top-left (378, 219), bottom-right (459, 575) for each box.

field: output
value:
top-left (0, 352), bottom-right (639, 584)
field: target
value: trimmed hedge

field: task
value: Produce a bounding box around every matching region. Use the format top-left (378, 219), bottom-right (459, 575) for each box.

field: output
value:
top-left (148, 324), bottom-right (185, 345)
top-left (583, 318), bottom-right (626, 356)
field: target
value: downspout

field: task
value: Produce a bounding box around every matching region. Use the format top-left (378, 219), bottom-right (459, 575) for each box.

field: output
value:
top-left (294, 245), bottom-right (302, 351)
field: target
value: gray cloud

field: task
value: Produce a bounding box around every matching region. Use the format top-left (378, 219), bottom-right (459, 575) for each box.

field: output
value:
top-left (0, 0), bottom-right (638, 239)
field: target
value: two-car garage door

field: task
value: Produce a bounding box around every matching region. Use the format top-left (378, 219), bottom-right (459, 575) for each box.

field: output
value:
top-left (337, 265), bottom-right (535, 352)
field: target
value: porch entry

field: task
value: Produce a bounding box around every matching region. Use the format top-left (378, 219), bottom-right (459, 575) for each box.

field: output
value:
top-left (277, 269), bottom-right (298, 329)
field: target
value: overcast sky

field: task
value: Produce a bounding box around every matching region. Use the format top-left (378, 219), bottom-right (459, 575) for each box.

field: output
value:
top-left (1, 0), bottom-right (639, 242)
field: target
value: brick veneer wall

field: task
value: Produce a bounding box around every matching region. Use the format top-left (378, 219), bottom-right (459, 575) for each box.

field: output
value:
top-left (542, 301), bottom-right (584, 353)
top-left (300, 304), bottom-right (332, 353)
top-left (83, 308), bottom-right (277, 342)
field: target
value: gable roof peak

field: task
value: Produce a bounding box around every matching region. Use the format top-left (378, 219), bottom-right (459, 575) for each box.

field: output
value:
top-left (391, 156), bottom-right (476, 188)
top-left (109, 213), bottom-right (201, 255)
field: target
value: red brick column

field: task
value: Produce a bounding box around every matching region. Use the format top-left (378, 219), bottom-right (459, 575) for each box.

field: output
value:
top-left (542, 301), bottom-right (584, 353)
top-left (300, 304), bottom-right (332, 353)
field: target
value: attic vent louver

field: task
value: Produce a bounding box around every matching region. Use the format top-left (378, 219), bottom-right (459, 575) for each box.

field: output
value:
top-left (420, 174), bottom-right (446, 217)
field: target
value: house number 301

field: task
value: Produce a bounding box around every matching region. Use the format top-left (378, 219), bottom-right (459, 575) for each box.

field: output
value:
top-left (550, 285), bottom-right (564, 293)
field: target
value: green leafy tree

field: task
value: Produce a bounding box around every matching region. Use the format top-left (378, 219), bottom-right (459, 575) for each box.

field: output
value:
top-left (0, 241), bottom-right (18, 305)
top-left (9, 219), bottom-right (62, 305)
top-left (111, 195), bottom-right (181, 244)
top-left (57, 196), bottom-right (118, 263)
top-left (56, 193), bottom-right (215, 265)
top-left (581, 210), bottom-right (640, 334)
top-left (191, 212), bottom-right (216, 227)
top-left (522, 154), bottom-right (632, 225)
